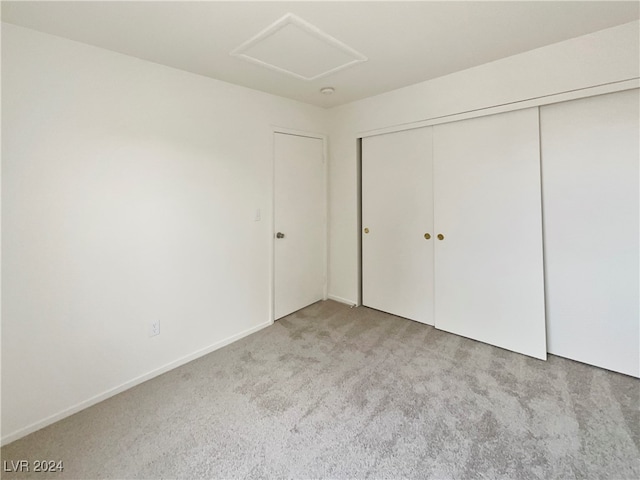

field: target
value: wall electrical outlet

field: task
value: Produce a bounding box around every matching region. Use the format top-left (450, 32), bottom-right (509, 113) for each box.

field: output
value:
top-left (150, 320), bottom-right (160, 337)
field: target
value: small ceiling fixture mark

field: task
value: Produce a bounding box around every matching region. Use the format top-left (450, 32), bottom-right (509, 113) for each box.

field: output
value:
top-left (230, 13), bottom-right (368, 81)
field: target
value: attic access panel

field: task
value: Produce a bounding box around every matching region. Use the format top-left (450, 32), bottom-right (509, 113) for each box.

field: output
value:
top-left (231, 13), bottom-right (367, 81)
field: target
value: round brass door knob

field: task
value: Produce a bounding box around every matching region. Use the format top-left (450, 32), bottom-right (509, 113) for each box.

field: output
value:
top-left (437, 234), bottom-right (444, 240)
top-left (424, 233), bottom-right (431, 240)
top-left (364, 228), bottom-right (370, 234)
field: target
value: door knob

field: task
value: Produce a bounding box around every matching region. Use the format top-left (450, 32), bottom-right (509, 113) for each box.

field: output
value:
top-left (424, 233), bottom-right (431, 240)
top-left (364, 228), bottom-right (370, 234)
top-left (276, 232), bottom-right (285, 239)
top-left (437, 234), bottom-right (444, 240)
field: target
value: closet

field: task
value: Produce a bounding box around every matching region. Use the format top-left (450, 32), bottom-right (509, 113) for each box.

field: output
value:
top-left (362, 127), bottom-right (434, 325)
top-left (540, 89), bottom-right (639, 377)
top-left (362, 108), bottom-right (546, 360)
top-left (361, 88), bottom-right (638, 374)
top-left (433, 108), bottom-right (546, 360)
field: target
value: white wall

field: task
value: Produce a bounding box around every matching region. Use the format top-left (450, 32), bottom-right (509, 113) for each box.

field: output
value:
top-left (1, 23), bottom-right (328, 443)
top-left (327, 21), bottom-right (640, 304)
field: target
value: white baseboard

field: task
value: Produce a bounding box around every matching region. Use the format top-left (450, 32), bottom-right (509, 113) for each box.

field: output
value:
top-left (1, 321), bottom-right (272, 446)
top-left (327, 294), bottom-right (357, 306)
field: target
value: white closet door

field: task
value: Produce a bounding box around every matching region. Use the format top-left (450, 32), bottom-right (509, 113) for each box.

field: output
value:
top-left (433, 108), bottom-right (546, 359)
top-left (540, 89), bottom-right (639, 377)
top-left (274, 133), bottom-right (325, 320)
top-left (362, 127), bottom-right (434, 325)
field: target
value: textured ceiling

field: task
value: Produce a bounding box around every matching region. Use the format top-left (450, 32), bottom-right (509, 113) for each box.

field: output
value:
top-left (2, 1), bottom-right (639, 108)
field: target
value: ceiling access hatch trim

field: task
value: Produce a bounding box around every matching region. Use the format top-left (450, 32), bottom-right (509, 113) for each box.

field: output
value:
top-left (230, 13), bottom-right (368, 81)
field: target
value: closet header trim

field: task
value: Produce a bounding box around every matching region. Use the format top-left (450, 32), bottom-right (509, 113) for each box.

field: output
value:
top-left (358, 78), bottom-right (639, 139)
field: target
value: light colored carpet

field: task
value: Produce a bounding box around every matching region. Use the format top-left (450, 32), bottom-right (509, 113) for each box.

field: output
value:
top-left (1, 300), bottom-right (638, 479)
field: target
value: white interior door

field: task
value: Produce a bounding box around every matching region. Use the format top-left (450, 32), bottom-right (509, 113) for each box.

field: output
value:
top-left (540, 89), bottom-right (639, 377)
top-left (362, 127), bottom-right (434, 325)
top-left (274, 133), bottom-right (325, 320)
top-left (433, 108), bottom-right (547, 359)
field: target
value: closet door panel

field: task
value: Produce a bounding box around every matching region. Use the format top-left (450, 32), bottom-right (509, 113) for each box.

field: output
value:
top-left (540, 89), bottom-right (639, 377)
top-left (362, 127), bottom-right (434, 325)
top-left (433, 108), bottom-right (546, 359)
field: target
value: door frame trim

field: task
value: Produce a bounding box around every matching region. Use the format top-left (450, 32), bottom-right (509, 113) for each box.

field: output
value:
top-left (271, 127), bottom-right (329, 324)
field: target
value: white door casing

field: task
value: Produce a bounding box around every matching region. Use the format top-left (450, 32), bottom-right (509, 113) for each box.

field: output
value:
top-left (362, 127), bottom-right (435, 325)
top-left (433, 108), bottom-right (547, 360)
top-left (273, 132), bottom-right (326, 320)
